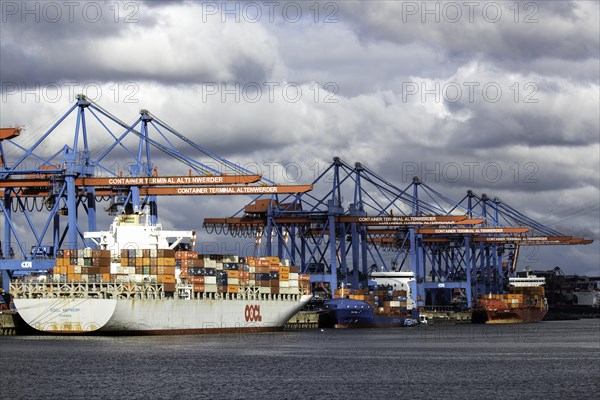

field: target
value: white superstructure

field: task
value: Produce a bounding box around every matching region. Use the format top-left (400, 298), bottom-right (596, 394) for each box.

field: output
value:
top-left (84, 213), bottom-right (196, 255)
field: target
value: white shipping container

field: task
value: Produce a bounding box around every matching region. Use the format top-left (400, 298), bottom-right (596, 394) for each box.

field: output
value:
top-left (204, 284), bottom-right (218, 292)
top-left (223, 255), bottom-right (239, 263)
top-left (280, 258), bottom-right (290, 266)
top-left (133, 274), bottom-right (144, 283)
top-left (249, 280), bottom-right (256, 286)
top-left (150, 249), bottom-right (158, 258)
top-left (290, 280), bottom-right (299, 288)
top-left (279, 281), bottom-right (290, 288)
top-left (205, 259), bottom-right (217, 268)
top-left (204, 276), bottom-right (217, 285)
top-left (259, 287), bottom-right (272, 294)
top-left (288, 287), bottom-right (300, 295)
top-left (289, 273), bottom-right (298, 280)
top-left (84, 248), bottom-right (92, 258)
top-left (280, 287), bottom-right (291, 295)
top-left (228, 278), bottom-right (239, 285)
top-left (248, 266), bottom-right (256, 273)
top-left (74, 265), bottom-right (82, 274)
top-left (389, 301), bottom-right (401, 307)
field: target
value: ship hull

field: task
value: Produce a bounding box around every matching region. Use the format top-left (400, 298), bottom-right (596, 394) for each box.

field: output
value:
top-left (320, 298), bottom-right (406, 329)
top-left (14, 295), bottom-right (312, 334)
top-left (472, 307), bottom-right (547, 324)
top-left (13, 298), bottom-right (117, 333)
top-left (471, 298), bottom-right (548, 324)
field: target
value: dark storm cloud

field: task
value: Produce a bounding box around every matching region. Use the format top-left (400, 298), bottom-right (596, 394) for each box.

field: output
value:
top-left (0, 1), bottom-right (276, 87)
top-left (336, 1), bottom-right (599, 78)
top-left (449, 112), bottom-right (586, 148)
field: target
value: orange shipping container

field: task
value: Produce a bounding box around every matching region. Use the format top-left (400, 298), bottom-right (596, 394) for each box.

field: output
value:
top-left (164, 266), bottom-right (175, 275)
top-left (227, 270), bottom-right (240, 279)
top-left (227, 285), bottom-right (239, 293)
top-left (193, 283), bottom-right (205, 292)
top-left (279, 266), bottom-right (290, 274)
top-left (269, 265), bottom-right (279, 273)
top-left (165, 258), bottom-right (176, 267)
top-left (280, 272), bottom-right (290, 281)
top-left (182, 251), bottom-right (198, 260)
top-left (102, 273), bottom-right (110, 282)
top-left (160, 275), bottom-right (176, 284)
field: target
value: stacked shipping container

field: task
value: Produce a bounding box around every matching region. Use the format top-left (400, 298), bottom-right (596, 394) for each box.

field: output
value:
top-left (483, 286), bottom-right (546, 309)
top-left (53, 249), bottom-right (111, 283)
top-left (334, 287), bottom-right (409, 316)
top-left (51, 250), bottom-right (310, 296)
top-left (179, 254), bottom-right (310, 295)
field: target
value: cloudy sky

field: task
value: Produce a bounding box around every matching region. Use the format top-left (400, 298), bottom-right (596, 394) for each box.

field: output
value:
top-left (1, 0), bottom-right (598, 275)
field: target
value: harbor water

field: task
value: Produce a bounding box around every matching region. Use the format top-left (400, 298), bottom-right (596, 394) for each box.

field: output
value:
top-left (1, 319), bottom-right (598, 399)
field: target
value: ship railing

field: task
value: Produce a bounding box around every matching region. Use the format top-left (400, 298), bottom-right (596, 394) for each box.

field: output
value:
top-left (9, 281), bottom-right (166, 300)
top-left (10, 280), bottom-right (310, 301)
top-left (192, 290), bottom-right (301, 303)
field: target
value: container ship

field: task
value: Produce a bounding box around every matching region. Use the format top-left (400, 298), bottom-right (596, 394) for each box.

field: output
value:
top-left (320, 271), bottom-right (416, 328)
top-left (10, 213), bottom-right (312, 334)
top-left (472, 273), bottom-right (548, 324)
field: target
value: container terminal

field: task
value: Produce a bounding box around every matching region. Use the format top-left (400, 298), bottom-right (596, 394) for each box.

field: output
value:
top-left (0, 96), bottom-right (594, 334)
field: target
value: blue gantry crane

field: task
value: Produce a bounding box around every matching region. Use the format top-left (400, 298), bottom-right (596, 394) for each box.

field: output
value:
top-left (204, 158), bottom-right (593, 308)
top-left (1, 97), bottom-right (592, 307)
top-left (0, 95), bottom-right (311, 292)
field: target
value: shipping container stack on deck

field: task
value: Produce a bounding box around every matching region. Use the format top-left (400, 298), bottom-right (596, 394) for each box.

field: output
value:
top-left (334, 287), bottom-right (410, 317)
top-left (179, 254), bottom-right (311, 296)
top-left (483, 286), bottom-right (546, 309)
top-left (52, 250), bottom-right (310, 297)
top-left (53, 249), bottom-right (112, 283)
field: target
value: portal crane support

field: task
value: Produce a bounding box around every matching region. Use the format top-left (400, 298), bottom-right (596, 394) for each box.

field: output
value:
top-left (0, 97), bottom-right (310, 292)
top-left (205, 158), bottom-right (593, 308)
